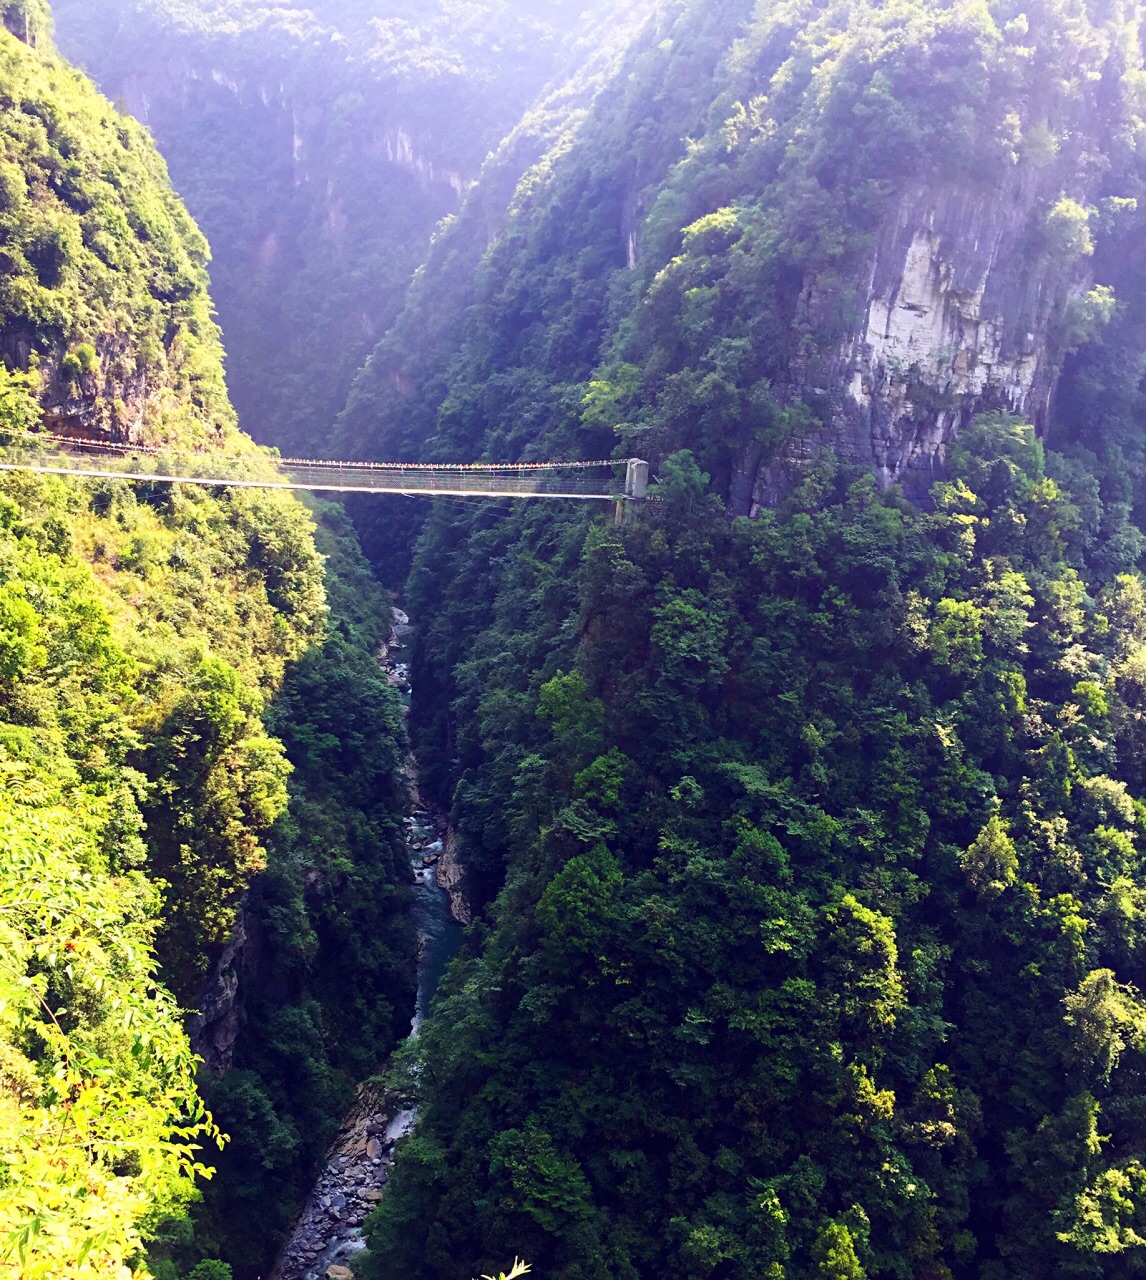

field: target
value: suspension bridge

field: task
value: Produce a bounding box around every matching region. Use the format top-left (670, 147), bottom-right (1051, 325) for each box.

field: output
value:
top-left (0, 433), bottom-right (650, 508)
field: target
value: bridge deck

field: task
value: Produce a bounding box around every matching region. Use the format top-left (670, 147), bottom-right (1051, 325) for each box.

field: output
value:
top-left (0, 436), bottom-right (631, 501)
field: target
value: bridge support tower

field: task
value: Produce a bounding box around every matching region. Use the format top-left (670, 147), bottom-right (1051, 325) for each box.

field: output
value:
top-left (615, 458), bottom-right (649, 525)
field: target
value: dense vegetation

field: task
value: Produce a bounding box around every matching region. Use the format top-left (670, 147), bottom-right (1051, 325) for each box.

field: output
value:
top-left (324, 0), bottom-right (1146, 1278)
top-left (156, 504), bottom-right (417, 1279)
top-left (367, 422), bottom-right (1146, 1280)
top-left (0, 9), bottom-right (235, 443)
top-left (0, 17), bottom-right (415, 1278)
top-left (0, 371), bottom-right (320, 1277)
top-left (338, 0), bottom-right (1143, 479)
top-left (27, 0), bottom-right (1146, 1276)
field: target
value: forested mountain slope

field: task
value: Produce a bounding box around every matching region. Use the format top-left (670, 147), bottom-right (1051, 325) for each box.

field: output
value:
top-left (0, 11), bottom-right (413, 1276)
top-left (0, 0), bottom-right (234, 446)
top-left (341, 0), bottom-right (1143, 494)
top-left (330, 1), bottom-right (1146, 1278)
top-left (50, 0), bottom-right (653, 455)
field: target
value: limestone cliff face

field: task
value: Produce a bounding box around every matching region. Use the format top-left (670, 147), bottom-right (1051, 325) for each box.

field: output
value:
top-left (37, 343), bottom-right (150, 442)
top-left (0, 328), bottom-right (150, 442)
top-left (752, 173), bottom-right (1099, 507)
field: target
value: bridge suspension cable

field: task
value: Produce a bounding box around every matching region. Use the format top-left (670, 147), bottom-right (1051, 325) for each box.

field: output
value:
top-left (0, 432), bottom-right (650, 504)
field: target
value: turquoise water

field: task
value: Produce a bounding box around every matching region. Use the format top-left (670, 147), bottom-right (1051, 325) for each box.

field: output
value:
top-left (408, 814), bottom-right (462, 1026)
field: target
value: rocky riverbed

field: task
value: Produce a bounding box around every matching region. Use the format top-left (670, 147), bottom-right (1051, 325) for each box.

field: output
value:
top-left (268, 1084), bottom-right (406, 1280)
top-left (269, 608), bottom-right (463, 1280)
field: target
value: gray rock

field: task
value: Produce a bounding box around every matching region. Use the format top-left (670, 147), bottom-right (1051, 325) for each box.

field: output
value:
top-left (740, 175), bottom-right (1106, 511)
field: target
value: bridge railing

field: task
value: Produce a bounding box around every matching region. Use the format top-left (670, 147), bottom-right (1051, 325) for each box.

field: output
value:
top-left (277, 463), bottom-right (618, 497)
top-left (0, 433), bottom-right (643, 502)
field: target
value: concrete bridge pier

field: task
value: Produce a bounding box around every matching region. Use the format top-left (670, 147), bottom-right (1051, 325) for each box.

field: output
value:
top-left (615, 458), bottom-right (649, 524)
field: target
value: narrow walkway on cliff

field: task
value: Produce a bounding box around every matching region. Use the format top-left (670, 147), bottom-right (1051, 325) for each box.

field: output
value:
top-left (0, 432), bottom-right (649, 503)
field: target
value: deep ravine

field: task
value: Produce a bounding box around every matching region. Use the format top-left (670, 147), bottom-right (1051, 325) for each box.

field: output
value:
top-left (270, 608), bottom-right (463, 1280)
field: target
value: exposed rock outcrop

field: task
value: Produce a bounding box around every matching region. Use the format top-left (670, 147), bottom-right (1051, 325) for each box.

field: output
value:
top-left (187, 907), bottom-right (254, 1076)
top-left (437, 827), bottom-right (471, 927)
top-left (749, 173), bottom-right (1106, 508)
top-left (38, 354), bottom-right (150, 443)
top-left (0, 336), bottom-right (148, 443)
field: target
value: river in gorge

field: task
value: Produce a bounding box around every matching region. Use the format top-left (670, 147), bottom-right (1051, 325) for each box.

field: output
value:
top-left (271, 608), bottom-right (463, 1280)
top-left (410, 812), bottom-right (464, 1028)
top-left (394, 608), bottom-right (465, 1037)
